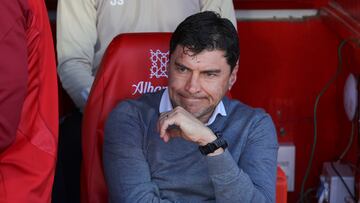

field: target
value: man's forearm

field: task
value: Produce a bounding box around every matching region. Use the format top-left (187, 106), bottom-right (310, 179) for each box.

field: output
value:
top-left (207, 114), bottom-right (278, 203)
top-left (207, 151), bottom-right (271, 203)
top-left (57, 61), bottom-right (94, 109)
top-left (57, 0), bottom-right (97, 109)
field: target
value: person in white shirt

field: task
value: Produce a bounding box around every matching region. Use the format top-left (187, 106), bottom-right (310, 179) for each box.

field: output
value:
top-left (57, 0), bottom-right (237, 110)
top-left (54, 1), bottom-right (237, 202)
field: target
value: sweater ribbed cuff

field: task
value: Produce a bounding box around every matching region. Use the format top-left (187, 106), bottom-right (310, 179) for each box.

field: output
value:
top-left (206, 149), bottom-right (238, 176)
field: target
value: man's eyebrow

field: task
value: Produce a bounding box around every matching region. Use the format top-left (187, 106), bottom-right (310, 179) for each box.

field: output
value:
top-left (201, 69), bottom-right (221, 74)
top-left (174, 61), bottom-right (221, 73)
top-left (174, 61), bottom-right (190, 70)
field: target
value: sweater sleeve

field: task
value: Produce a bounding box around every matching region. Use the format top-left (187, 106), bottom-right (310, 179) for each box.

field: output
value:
top-left (103, 102), bottom-right (179, 203)
top-left (206, 114), bottom-right (278, 203)
top-left (200, 0), bottom-right (237, 29)
top-left (0, 0), bottom-right (28, 153)
top-left (56, 0), bottom-right (96, 109)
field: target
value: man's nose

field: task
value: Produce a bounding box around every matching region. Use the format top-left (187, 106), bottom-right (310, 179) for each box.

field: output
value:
top-left (185, 73), bottom-right (201, 94)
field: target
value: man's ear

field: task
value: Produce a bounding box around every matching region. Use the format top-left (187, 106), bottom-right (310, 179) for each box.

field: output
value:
top-left (228, 62), bottom-right (239, 90)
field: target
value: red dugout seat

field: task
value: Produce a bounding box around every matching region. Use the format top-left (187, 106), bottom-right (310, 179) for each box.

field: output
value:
top-left (82, 33), bottom-right (287, 203)
top-left (0, 0), bottom-right (58, 202)
top-left (82, 33), bottom-right (171, 203)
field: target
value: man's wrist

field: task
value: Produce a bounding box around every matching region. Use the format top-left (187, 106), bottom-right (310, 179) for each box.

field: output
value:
top-left (207, 147), bottom-right (224, 156)
top-left (198, 132), bottom-right (228, 155)
top-left (198, 133), bottom-right (217, 146)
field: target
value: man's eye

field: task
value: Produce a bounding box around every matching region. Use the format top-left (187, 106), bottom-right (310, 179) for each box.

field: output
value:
top-left (205, 72), bottom-right (217, 77)
top-left (177, 67), bottom-right (188, 73)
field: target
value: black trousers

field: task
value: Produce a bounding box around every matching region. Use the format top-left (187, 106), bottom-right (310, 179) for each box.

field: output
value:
top-left (52, 110), bottom-right (82, 203)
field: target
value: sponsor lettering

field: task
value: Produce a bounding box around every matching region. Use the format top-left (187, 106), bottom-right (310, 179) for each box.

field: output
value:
top-left (132, 81), bottom-right (167, 95)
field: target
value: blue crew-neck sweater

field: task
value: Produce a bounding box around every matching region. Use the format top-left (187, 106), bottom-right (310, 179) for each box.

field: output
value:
top-left (103, 91), bottom-right (278, 203)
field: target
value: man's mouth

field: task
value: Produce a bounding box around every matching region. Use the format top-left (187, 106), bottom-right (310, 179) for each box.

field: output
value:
top-left (179, 93), bottom-right (204, 101)
top-left (183, 97), bottom-right (202, 102)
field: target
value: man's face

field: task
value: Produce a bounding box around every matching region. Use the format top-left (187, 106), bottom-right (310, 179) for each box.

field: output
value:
top-left (168, 45), bottom-right (238, 123)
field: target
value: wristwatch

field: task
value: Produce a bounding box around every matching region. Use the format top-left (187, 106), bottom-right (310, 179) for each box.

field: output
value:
top-left (198, 132), bottom-right (228, 155)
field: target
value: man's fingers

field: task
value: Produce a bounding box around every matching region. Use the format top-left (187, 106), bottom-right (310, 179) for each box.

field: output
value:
top-left (162, 127), bottom-right (181, 143)
top-left (166, 125), bottom-right (181, 138)
top-left (157, 112), bottom-right (169, 135)
top-left (159, 116), bottom-right (171, 139)
top-left (158, 112), bottom-right (183, 142)
top-left (163, 134), bottom-right (170, 143)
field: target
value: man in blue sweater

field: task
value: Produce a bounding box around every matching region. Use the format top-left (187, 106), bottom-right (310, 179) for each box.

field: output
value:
top-left (103, 11), bottom-right (278, 203)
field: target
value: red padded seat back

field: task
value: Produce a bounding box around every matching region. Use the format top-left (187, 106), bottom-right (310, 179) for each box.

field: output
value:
top-left (82, 33), bottom-right (172, 203)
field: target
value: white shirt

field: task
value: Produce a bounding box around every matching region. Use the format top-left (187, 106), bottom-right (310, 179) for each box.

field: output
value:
top-left (57, 0), bottom-right (237, 109)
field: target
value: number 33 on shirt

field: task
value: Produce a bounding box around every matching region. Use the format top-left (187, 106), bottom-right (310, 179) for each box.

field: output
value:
top-left (110, 0), bottom-right (124, 6)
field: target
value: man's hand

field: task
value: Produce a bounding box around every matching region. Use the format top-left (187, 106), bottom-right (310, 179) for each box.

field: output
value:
top-left (157, 106), bottom-right (217, 145)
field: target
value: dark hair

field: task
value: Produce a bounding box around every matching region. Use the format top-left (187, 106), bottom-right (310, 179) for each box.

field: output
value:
top-left (170, 11), bottom-right (239, 71)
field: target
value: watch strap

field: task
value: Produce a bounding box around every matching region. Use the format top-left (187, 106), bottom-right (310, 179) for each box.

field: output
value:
top-left (199, 133), bottom-right (228, 155)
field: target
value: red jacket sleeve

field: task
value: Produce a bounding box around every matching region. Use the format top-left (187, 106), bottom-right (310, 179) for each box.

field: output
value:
top-left (0, 0), bottom-right (28, 152)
